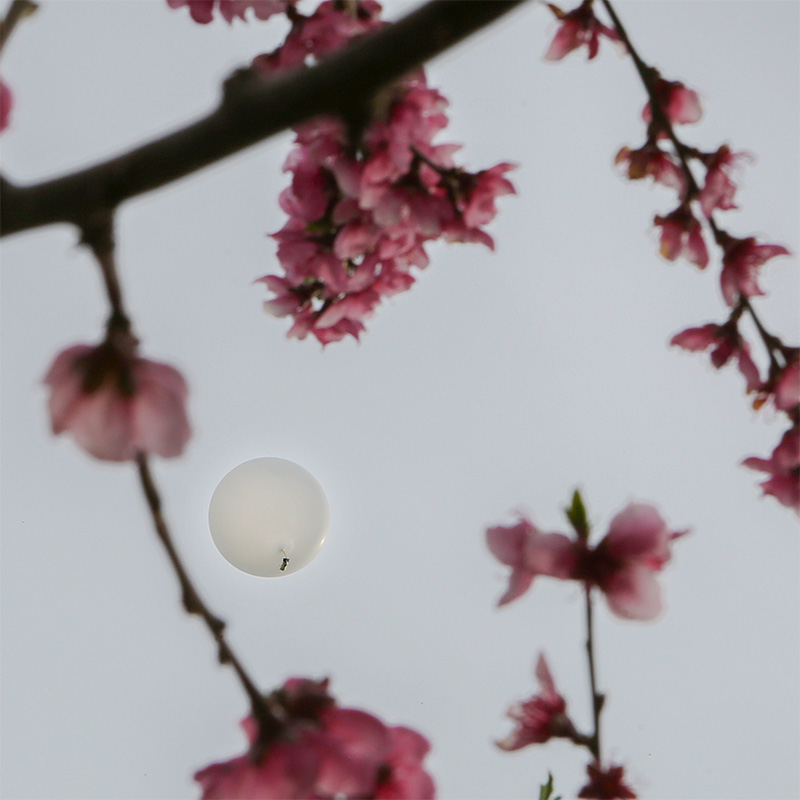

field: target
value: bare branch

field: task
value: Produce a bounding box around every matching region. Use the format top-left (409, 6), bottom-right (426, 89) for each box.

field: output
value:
top-left (0, 0), bottom-right (528, 239)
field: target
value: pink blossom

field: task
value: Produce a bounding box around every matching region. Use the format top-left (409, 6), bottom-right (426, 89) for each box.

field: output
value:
top-left (743, 426), bottom-right (800, 514)
top-left (195, 677), bottom-right (436, 800)
top-left (166, 0), bottom-right (292, 24)
top-left (544, 1), bottom-right (622, 61)
top-left (653, 206), bottom-right (709, 268)
top-left (698, 145), bottom-right (751, 218)
top-left (496, 655), bottom-right (571, 751)
top-left (256, 2), bottom-right (514, 345)
top-left (578, 763), bottom-right (637, 799)
top-left (643, 78), bottom-right (702, 127)
top-left (578, 504), bottom-right (686, 620)
top-left (719, 235), bottom-right (790, 307)
top-left (44, 339), bottom-right (190, 462)
top-left (486, 515), bottom-right (577, 606)
top-left (488, 503), bottom-right (685, 620)
top-left (0, 79), bottom-right (12, 132)
top-left (615, 143), bottom-right (687, 197)
top-left (670, 322), bottom-right (762, 393)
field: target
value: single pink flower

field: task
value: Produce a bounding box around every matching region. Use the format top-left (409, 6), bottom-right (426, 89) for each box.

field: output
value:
top-left (671, 322), bottom-right (762, 394)
top-left (0, 79), bottom-right (12, 132)
top-left (743, 426), bottom-right (800, 514)
top-left (486, 515), bottom-right (577, 606)
top-left (577, 504), bottom-right (687, 620)
top-left (166, 0), bottom-right (292, 24)
top-left (615, 143), bottom-right (687, 197)
top-left (653, 206), bottom-right (709, 268)
top-left (643, 78), bottom-right (702, 126)
top-left (544, 1), bottom-right (621, 61)
top-left (578, 762), bottom-right (637, 799)
top-left (44, 339), bottom-right (191, 462)
top-left (698, 144), bottom-right (751, 218)
top-left (195, 677), bottom-right (436, 800)
top-left (496, 654), bottom-right (571, 751)
top-left (719, 235), bottom-right (790, 307)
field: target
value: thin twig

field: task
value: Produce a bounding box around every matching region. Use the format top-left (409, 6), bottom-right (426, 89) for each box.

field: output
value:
top-left (135, 453), bottom-right (283, 742)
top-left (0, 0), bottom-right (527, 238)
top-left (0, 0), bottom-right (37, 57)
top-left (584, 584), bottom-right (602, 763)
top-left (600, 0), bottom-right (793, 375)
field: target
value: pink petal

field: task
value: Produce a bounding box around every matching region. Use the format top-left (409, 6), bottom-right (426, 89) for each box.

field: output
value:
top-left (602, 565), bottom-right (663, 620)
top-left (486, 517), bottom-right (535, 567)
top-left (525, 532), bottom-right (578, 579)
top-left (601, 503), bottom-right (670, 565)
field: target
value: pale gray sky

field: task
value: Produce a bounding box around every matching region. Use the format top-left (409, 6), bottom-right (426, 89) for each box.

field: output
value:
top-left (1, 2), bottom-right (798, 799)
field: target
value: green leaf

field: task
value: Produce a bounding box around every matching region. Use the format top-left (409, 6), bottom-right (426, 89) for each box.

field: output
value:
top-left (538, 772), bottom-right (560, 800)
top-left (565, 488), bottom-right (590, 541)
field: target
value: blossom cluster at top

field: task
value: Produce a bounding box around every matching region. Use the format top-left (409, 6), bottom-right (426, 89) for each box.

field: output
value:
top-left (487, 501), bottom-right (686, 620)
top-left (195, 676), bottom-right (435, 799)
top-left (250, 0), bottom-right (515, 344)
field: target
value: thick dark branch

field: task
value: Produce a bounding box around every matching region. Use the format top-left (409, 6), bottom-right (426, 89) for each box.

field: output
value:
top-left (0, 0), bottom-right (527, 239)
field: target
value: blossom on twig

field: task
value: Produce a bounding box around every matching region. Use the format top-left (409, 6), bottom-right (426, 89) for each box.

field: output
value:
top-left (543, 1), bottom-right (621, 61)
top-left (653, 206), bottom-right (709, 269)
top-left (496, 654), bottom-right (573, 750)
top-left (487, 503), bottom-right (686, 620)
top-left (44, 335), bottom-right (191, 462)
top-left (743, 426), bottom-right (800, 514)
top-left (718, 234), bottom-right (790, 307)
top-left (195, 677), bottom-right (435, 799)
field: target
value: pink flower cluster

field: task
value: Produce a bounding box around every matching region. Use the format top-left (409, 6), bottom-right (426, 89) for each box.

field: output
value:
top-left (44, 329), bottom-right (191, 462)
top-left (166, 0), bottom-right (293, 24)
top-left (254, 0), bottom-right (514, 344)
top-left (195, 677), bottom-right (435, 799)
top-left (487, 503), bottom-right (686, 620)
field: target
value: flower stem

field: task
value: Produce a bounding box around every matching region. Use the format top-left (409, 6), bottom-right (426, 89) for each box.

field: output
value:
top-left (584, 583), bottom-right (602, 763)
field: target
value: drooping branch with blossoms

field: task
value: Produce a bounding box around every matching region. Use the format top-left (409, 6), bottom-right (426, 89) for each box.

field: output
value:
top-left (1, 0), bottom-right (797, 798)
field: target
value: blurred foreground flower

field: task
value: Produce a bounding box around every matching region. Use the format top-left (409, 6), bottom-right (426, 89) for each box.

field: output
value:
top-left (195, 677), bottom-right (435, 799)
top-left (166, 0), bottom-right (293, 24)
top-left (44, 333), bottom-right (190, 461)
top-left (487, 501), bottom-right (686, 620)
top-left (0, 80), bottom-right (12, 132)
top-left (578, 762), bottom-right (636, 799)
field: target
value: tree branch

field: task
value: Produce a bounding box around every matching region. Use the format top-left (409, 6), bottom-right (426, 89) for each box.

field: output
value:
top-left (0, 0), bottom-right (527, 239)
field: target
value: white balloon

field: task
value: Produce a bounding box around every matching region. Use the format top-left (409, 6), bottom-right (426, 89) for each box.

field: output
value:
top-left (208, 458), bottom-right (329, 577)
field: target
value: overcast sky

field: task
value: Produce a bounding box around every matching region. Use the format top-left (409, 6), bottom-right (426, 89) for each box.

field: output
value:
top-left (1, 2), bottom-right (798, 799)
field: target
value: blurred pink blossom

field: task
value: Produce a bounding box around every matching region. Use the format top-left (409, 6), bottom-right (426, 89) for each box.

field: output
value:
top-left (671, 322), bottom-right (762, 394)
top-left (743, 426), bottom-right (800, 514)
top-left (615, 143), bottom-right (687, 197)
top-left (653, 206), bottom-right (709, 268)
top-left (543, 1), bottom-right (621, 61)
top-left (195, 678), bottom-right (435, 799)
top-left (486, 515), bottom-right (577, 606)
top-left (719, 234), bottom-right (790, 307)
top-left (698, 144), bottom-right (751, 218)
top-left (166, 0), bottom-right (292, 24)
top-left (496, 654), bottom-right (572, 751)
top-left (578, 762), bottom-right (637, 799)
top-left (773, 358), bottom-right (800, 413)
top-left (643, 78), bottom-right (702, 127)
top-left (487, 504), bottom-right (685, 620)
top-left (44, 339), bottom-right (190, 461)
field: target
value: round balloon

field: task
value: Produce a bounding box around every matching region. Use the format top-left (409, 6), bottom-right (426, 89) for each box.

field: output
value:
top-left (208, 458), bottom-right (329, 577)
